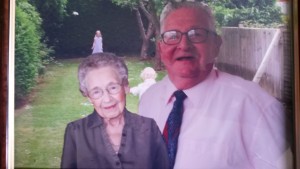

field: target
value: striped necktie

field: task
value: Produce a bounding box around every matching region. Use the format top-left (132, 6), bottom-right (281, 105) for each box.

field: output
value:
top-left (163, 90), bottom-right (187, 169)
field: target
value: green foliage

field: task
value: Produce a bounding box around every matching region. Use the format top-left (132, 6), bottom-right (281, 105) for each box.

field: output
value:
top-left (210, 5), bottom-right (235, 30)
top-left (153, 0), bottom-right (166, 16)
top-left (29, 0), bottom-right (68, 50)
top-left (206, 0), bottom-right (283, 28)
top-left (111, 0), bottom-right (164, 16)
top-left (238, 6), bottom-right (283, 28)
top-left (111, 0), bottom-right (138, 8)
top-left (15, 0), bottom-right (52, 101)
top-left (29, 0), bottom-right (68, 21)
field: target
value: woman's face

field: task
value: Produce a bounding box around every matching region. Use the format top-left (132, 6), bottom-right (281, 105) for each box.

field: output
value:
top-left (84, 67), bottom-right (129, 119)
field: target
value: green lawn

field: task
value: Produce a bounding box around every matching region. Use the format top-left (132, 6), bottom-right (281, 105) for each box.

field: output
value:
top-left (14, 56), bottom-right (166, 168)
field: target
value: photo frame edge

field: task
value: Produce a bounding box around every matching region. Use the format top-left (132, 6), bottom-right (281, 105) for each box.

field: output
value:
top-left (1, 0), bottom-right (9, 168)
top-left (293, 0), bottom-right (300, 168)
top-left (1, 0), bottom-right (299, 169)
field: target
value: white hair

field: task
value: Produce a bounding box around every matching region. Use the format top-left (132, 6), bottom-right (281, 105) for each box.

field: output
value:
top-left (140, 67), bottom-right (157, 81)
top-left (160, 1), bottom-right (216, 32)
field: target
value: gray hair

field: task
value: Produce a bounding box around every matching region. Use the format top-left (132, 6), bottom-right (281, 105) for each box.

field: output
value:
top-left (160, 1), bottom-right (216, 32)
top-left (78, 52), bottom-right (128, 97)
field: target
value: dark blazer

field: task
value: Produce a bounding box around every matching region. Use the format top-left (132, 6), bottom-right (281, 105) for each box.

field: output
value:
top-left (61, 109), bottom-right (169, 169)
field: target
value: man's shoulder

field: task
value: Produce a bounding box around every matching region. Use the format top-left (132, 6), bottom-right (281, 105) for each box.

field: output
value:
top-left (217, 71), bottom-right (265, 92)
top-left (216, 70), bottom-right (280, 104)
top-left (217, 70), bottom-right (251, 83)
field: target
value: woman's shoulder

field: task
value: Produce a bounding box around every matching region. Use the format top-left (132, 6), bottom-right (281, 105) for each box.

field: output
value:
top-left (126, 110), bottom-right (153, 121)
top-left (125, 110), bottom-right (157, 129)
top-left (66, 112), bottom-right (100, 130)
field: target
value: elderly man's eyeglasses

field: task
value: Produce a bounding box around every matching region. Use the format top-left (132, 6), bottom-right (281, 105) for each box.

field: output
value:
top-left (161, 28), bottom-right (217, 45)
top-left (88, 83), bottom-right (122, 100)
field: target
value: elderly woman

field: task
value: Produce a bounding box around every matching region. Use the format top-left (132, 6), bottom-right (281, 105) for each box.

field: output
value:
top-left (61, 53), bottom-right (169, 169)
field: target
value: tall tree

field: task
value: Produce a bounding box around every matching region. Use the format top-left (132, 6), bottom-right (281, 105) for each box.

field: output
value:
top-left (112, 0), bottom-right (166, 69)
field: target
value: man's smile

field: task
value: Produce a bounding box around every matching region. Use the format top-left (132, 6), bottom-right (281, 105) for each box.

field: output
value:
top-left (175, 56), bottom-right (195, 61)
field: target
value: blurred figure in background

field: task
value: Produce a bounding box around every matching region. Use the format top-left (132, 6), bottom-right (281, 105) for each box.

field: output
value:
top-left (130, 67), bottom-right (157, 99)
top-left (91, 30), bottom-right (103, 54)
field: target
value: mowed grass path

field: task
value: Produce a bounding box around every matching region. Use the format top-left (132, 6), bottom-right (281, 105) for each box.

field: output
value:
top-left (15, 57), bottom-right (166, 168)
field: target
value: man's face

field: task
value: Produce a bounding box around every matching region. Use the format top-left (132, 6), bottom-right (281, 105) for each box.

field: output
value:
top-left (159, 7), bottom-right (222, 89)
top-left (85, 67), bottom-right (128, 119)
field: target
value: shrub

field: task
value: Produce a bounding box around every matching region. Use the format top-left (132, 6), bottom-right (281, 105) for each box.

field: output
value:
top-left (208, 0), bottom-right (283, 28)
top-left (15, 0), bottom-right (52, 103)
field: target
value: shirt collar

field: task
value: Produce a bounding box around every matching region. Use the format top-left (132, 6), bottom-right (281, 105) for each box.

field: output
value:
top-left (162, 76), bottom-right (178, 105)
top-left (87, 109), bottom-right (104, 128)
top-left (164, 68), bottom-right (219, 105)
top-left (87, 108), bottom-right (133, 129)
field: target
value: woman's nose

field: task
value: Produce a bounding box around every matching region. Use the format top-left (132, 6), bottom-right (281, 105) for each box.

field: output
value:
top-left (101, 90), bottom-right (112, 102)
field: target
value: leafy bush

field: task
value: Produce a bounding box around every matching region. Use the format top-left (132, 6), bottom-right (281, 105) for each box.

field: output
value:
top-left (208, 0), bottom-right (283, 28)
top-left (15, 0), bottom-right (52, 102)
top-left (29, 0), bottom-right (68, 52)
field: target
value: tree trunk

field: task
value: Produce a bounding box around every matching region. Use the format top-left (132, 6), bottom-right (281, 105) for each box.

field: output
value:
top-left (135, 8), bottom-right (154, 60)
top-left (138, 0), bottom-right (163, 70)
top-left (140, 38), bottom-right (149, 59)
top-left (137, 0), bottom-right (164, 70)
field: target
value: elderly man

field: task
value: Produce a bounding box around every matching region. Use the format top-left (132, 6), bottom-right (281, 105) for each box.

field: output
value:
top-left (139, 1), bottom-right (292, 169)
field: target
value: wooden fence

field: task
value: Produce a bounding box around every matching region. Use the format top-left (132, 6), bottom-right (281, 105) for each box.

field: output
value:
top-left (216, 27), bottom-right (292, 109)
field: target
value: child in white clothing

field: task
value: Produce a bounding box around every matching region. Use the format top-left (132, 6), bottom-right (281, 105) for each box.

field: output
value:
top-left (130, 67), bottom-right (157, 99)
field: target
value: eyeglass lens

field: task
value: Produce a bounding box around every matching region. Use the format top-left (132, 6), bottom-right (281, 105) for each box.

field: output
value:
top-left (88, 83), bottom-right (121, 99)
top-left (162, 28), bottom-right (210, 45)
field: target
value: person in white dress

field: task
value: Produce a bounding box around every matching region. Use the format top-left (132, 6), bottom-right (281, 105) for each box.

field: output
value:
top-left (91, 30), bottom-right (103, 54)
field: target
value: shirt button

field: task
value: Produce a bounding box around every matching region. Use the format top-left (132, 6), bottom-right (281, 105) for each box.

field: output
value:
top-left (122, 133), bottom-right (126, 137)
top-left (121, 143), bottom-right (125, 147)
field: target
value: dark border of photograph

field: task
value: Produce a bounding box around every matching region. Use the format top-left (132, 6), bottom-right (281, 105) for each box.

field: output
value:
top-left (1, 0), bottom-right (300, 168)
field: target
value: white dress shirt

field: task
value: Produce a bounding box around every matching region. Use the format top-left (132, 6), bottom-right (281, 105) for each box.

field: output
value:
top-left (139, 68), bottom-right (292, 169)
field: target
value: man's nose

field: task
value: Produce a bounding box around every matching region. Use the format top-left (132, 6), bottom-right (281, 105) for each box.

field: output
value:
top-left (177, 34), bottom-right (192, 50)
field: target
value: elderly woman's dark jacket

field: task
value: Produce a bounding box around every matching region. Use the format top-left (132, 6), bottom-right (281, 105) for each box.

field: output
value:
top-left (61, 109), bottom-right (169, 169)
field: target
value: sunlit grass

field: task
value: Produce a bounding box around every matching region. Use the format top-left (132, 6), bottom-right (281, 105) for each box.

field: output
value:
top-left (14, 57), bottom-right (166, 168)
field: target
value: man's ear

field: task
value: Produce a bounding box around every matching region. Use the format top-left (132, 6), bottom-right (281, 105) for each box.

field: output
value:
top-left (216, 35), bottom-right (222, 48)
top-left (158, 40), bottom-right (166, 63)
top-left (213, 35), bottom-right (223, 58)
top-left (157, 40), bottom-right (163, 54)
